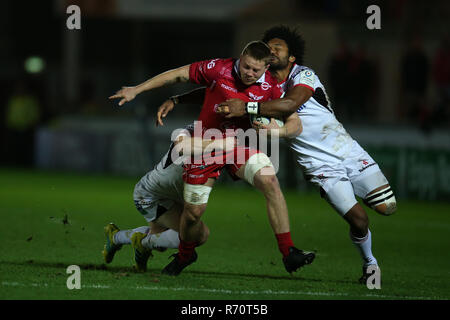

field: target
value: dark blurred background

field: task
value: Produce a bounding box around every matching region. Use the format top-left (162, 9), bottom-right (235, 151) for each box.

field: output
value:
top-left (1, 0), bottom-right (449, 201)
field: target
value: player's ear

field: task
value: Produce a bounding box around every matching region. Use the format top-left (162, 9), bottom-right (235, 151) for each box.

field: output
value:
top-left (289, 55), bottom-right (296, 63)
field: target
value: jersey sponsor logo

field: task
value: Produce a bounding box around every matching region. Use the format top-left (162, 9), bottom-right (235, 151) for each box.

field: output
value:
top-left (248, 92), bottom-right (264, 101)
top-left (299, 70), bottom-right (315, 88)
top-left (359, 162), bottom-right (376, 172)
top-left (207, 59), bottom-right (219, 69)
top-left (189, 173), bottom-right (205, 178)
top-left (137, 199), bottom-right (153, 207)
top-left (220, 83), bottom-right (238, 93)
top-left (260, 82), bottom-right (271, 90)
top-left (190, 164), bottom-right (207, 170)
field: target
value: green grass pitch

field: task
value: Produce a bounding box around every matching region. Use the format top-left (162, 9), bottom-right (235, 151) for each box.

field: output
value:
top-left (0, 168), bottom-right (449, 300)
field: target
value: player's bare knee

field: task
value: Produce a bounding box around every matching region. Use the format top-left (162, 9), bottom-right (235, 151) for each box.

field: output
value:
top-left (254, 171), bottom-right (280, 194)
top-left (365, 185), bottom-right (397, 216)
top-left (183, 204), bottom-right (205, 225)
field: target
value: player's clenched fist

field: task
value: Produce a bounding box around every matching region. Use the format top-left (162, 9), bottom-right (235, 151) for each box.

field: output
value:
top-left (109, 86), bottom-right (138, 106)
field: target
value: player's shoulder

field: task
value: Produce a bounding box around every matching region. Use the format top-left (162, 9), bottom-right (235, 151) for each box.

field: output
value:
top-left (198, 57), bottom-right (234, 78)
top-left (290, 64), bottom-right (317, 80)
top-left (204, 57), bottom-right (234, 69)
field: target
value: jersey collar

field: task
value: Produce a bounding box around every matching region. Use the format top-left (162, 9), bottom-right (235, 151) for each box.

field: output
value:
top-left (279, 63), bottom-right (299, 85)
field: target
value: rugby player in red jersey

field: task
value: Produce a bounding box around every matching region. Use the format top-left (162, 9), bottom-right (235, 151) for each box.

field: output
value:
top-left (110, 41), bottom-right (315, 275)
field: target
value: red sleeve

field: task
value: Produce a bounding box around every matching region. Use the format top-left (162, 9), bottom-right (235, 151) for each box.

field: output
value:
top-left (189, 59), bottom-right (222, 86)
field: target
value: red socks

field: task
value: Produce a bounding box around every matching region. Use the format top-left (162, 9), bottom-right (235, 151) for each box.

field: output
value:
top-left (179, 233), bottom-right (294, 261)
top-left (275, 232), bottom-right (294, 258)
top-left (178, 239), bottom-right (197, 262)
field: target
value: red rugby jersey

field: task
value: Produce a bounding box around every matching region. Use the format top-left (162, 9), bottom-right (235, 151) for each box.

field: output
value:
top-left (189, 58), bottom-right (282, 133)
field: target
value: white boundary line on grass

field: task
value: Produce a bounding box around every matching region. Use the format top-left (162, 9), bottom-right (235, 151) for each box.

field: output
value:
top-left (1, 281), bottom-right (442, 300)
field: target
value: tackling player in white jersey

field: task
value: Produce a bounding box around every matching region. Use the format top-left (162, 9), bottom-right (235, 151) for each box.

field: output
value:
top-left (102, 129), bottom-right (235, 272)
top-left (215, 25), bottom-right (397, 283)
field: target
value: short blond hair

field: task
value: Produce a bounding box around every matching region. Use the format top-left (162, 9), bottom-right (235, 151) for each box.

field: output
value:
top-left (241, 40), bottom-right (272, 65)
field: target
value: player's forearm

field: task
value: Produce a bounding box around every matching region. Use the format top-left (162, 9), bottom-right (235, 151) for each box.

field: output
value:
top-left (193, 137), bottom-right (235, 153)
top-left (135, 65), bottom-right (190, 95)
top-left (258, 86), bottom-right (312, 118)
top-left (275, 113), bottom-right (302, 139)
top-left (174, 136), bottom-right (235, 156)
top-left (283, 117), bottom-right (302, 138)
top-left (259, 98), bottom-right (299, 118)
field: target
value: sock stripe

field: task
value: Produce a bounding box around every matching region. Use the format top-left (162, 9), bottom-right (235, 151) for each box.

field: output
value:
top-left (350, 231), bottom-right (369, 243)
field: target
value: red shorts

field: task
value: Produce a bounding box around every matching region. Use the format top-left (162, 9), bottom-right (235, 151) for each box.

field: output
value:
top-left (182, 146), bottom-right (260, 185)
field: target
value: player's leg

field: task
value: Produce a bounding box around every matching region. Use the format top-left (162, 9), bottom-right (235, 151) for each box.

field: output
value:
top-left (140, 203), bottom-right (210, 251)
top-left (162, 178), bottom-right (214, 276)
top-left (347, 144), bottom-right (397, 216)
top-left (345, 143), bottom-right (396, 282)
top-left (233, 152), bottom-right (315, 274)
top-left (112, 226), bottom-right (149, 246)
top-left (322, 179), bottom-right (379, 283)
top-left (130, 203), bottom-right (181, 272)
top-left (102, 222), bottom-right (127, 264)
top-left (110, 197), bottom-right (177, 248)
top-left (363, 183), bottom-right (397, 216)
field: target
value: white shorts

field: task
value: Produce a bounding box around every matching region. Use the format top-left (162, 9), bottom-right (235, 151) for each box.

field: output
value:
top-left (133, 181), bottom-right (181, 222)
top-left (306, 143), bottom-right (389, 215)
top-left (133, 197), bottom-right (176, 222)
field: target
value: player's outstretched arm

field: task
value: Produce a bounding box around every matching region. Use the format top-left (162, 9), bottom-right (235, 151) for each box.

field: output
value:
top-left (109, 65), bottom-right (191, 106)
top-left (156, 87), bottom-right (207, 126)
top-left (217, 85), bottom-right (313, 119)
top-left (253, 112), bottom-right (302, 138)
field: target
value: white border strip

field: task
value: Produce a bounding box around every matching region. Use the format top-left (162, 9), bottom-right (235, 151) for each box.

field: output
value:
top-left (1, 281), bottom-right (443, 300)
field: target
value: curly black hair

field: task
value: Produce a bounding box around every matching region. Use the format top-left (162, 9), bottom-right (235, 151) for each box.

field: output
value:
top-left (262, 25), bottom-right (305, 65)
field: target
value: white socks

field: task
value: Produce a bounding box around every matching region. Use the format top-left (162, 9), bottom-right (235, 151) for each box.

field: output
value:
top-left (114, 226), bottom-right (150, 245)
top-left (350, 229), bottom-right (378, 267)
top-left (141, 229), bottom-right (180, 250)
top-left (113, 226), bottom-right (180, 250)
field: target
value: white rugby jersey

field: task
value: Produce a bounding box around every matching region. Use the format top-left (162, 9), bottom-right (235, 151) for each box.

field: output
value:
top-left (280, 64), bottom-right (355, 172)
top-left (133, 144), bottom-right (184, 202)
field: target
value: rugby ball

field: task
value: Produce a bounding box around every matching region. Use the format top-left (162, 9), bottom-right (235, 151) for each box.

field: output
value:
top-left (250, 115), bottom-right (284, 128)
